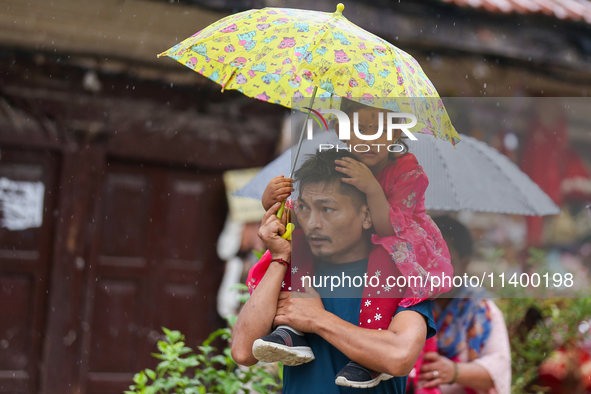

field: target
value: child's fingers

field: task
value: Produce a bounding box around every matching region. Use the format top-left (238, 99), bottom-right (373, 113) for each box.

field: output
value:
top-left (339, 157), bottom-right (358, 164)
top-left (334, 159), bottom-right (351, 168)
top-left (277, 186), bottom-right (292, 194)
top-left (272, 190), bottom-right (291, 200)
top-left (275, 184), bottom-right (292, 191)
top-left (340, 177), bottom-right (354, 184)
top-left (335, 166), bottom-right (353, 175)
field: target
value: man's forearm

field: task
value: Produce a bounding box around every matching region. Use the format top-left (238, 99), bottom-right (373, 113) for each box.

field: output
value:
top-left (231, 260), bottom-right (287, 366)
top-left (313, 310), bottom-right (427, 376)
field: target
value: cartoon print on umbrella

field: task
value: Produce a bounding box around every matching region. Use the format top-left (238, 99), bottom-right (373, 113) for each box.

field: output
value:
top-left (158, 3), bottom-right (461, 146)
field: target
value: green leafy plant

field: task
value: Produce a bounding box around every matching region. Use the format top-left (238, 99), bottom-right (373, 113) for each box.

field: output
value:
top-left (126, 284), bottom-right (282, 394)
top-left (252, 249), bottom-right (266, 260)
top-left (488, 248), bottom-right (591, 393)
top-left (497, 298), bottom-right (591, 394)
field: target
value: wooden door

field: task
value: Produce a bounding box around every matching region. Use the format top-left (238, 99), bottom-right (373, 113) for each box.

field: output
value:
top-left (79, 161), bottom-right (227, 394)
top-left (0, 148), bottom-right (59, 394)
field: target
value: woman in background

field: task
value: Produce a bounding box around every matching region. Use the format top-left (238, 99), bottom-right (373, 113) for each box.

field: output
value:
top-left (415, 216), bottom-right (511, 394)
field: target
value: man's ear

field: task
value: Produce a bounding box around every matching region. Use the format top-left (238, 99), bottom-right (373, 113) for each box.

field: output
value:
top-left (361, 204), bottom-right (373, 230)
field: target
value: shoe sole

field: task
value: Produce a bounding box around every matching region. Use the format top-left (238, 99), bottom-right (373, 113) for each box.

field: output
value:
top-left (335, 373), bottom-right (393, 388)
top-left (252, 339), bottom-right (315, 366)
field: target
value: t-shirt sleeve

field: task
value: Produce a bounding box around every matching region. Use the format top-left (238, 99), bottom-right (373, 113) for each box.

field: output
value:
top-left (395, 299), bottom-right (436, 340)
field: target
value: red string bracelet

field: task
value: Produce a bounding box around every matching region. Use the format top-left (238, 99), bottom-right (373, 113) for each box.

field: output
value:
top-left (271, 258), bottom-right (290, 267)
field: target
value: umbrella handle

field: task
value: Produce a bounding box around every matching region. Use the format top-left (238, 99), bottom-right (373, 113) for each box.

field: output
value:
top-left (277, 200), bottom-right (286, 219)
top-left (281, 223), bottom-right (294, 241)
top-left (276, 200), bottom-right (294, 240)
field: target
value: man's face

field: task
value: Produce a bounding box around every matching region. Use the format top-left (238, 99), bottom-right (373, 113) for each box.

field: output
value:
top-left (295, 181), bottom-right (372, 263)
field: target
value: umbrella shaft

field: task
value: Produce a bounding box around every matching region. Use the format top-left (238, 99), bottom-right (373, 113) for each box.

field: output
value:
top-left (289, 87), bottom-right (318, 179)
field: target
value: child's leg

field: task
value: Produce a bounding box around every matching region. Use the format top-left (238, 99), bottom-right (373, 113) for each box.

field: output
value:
top-left (252, 322), bottom-right (315, 366)
top-left (251, 269), bottom-right (315, 366)
top-left (335, 297), bottom-right (399, 388)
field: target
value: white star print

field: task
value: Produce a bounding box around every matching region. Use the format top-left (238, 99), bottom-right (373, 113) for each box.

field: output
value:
top-left (365, 300), bottom-right (371, 307)
top-left (291, 267), bottom-right (298, 274)
top-left (375, 313), bottom-right (382, 321)
top-left (383, 285), bottom-right (391, 292)
top-left (375, 270), bottom-right (381, 277)
top-left (281, 281), bottom-right (285, 288)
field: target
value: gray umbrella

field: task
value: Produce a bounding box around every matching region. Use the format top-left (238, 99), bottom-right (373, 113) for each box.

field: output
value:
top-left (234, 132), bottom-right (559, 216)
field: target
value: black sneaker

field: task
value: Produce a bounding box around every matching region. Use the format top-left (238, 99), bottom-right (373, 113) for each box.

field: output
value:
top-left (335, 361), bottom-right (393, 388)
top-left (252, 325), bottom-right (315, 366)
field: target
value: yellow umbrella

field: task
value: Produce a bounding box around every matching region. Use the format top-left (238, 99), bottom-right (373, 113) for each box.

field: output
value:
top-left (158, 3), bottom-right (460, 146)
top-left (159, 4), bottom-right (460, 237)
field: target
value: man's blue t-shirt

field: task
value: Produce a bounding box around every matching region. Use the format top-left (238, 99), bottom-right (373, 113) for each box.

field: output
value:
top-left (282, 258), bottom-right (436, 394)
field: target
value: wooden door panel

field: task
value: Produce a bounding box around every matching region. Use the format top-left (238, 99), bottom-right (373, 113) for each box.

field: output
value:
top-left (0, 274), bottom-right (32, 371)
top-left (159, 178), bottom-right (206, 262)
top-left (88, 278), bottom-right (142, 373)
top-left (82, 162), bottom-right (226, 394)
top-left (158, 282), bottom-right (199, 341)
top-left (0, 149), bottom-right (58, 394)
top-left (86, 168), bottom-right (152, 385)
top-left (100, 173), bottom-right (151, 259)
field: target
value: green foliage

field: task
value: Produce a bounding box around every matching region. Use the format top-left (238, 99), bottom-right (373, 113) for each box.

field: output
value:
top-left (491, 247), bottom-right (591, 393)
top-left (497, 298), bottom-right (591, 394)
top-left (252, 249), bottom-right (265, 260)
top-left (127, 283), bottom-right (282, 394)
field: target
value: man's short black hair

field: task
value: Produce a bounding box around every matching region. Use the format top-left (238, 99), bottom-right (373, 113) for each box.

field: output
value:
top-left (432, 215), bottom-right (473, 258)
top-left (295, 149), bottom-right (366, 208)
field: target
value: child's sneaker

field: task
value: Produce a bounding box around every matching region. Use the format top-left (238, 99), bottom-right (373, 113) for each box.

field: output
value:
top-left (335, 361), bottom-right (393, 388)
top-left (252, 325), bottom-right (315, 366)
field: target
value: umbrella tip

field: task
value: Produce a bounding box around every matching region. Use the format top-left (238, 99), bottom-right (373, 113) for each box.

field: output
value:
top-left (335, 3), bottom-right (344, 14)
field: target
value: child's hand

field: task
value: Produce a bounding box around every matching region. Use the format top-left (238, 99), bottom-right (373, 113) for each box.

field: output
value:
top-left (262, 175), bottom-right (293, 211)
top-left (335, 157), bottom-right (380, 195)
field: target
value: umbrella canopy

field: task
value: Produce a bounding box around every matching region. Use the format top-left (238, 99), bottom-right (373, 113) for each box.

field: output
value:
top-left (235, 132), bottom-right (559, 216)
top-left (158, 4), bottom-right (460, 146)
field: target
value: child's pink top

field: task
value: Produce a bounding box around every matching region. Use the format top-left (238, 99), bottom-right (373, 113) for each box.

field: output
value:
top-left (371, 152), bottom-right (453, 305)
